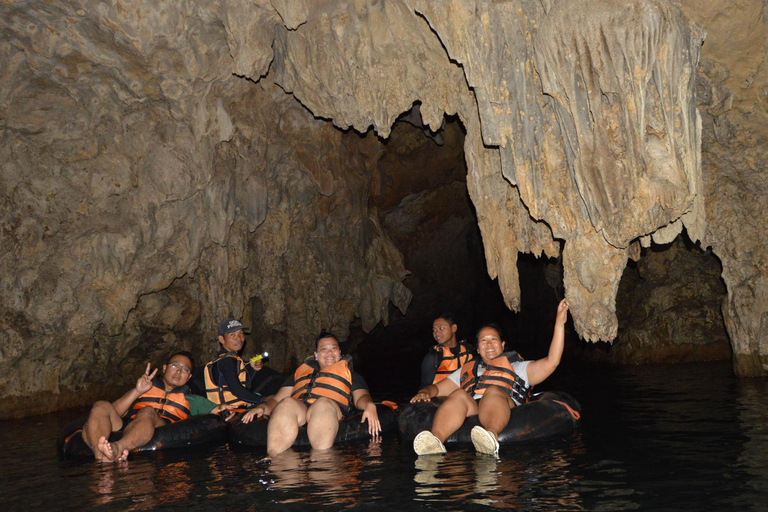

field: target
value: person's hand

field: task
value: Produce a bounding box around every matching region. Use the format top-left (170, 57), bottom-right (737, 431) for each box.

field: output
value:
top-left (410, 390), bottom-right (432, 403)
top-left (213, 404), bottom-right (236, 421)
top-left (241, 404), bottom-right (268, 424)
top-left (250, 359), bottom-right (263, 371)
top-left (361, 403), bottom-right (381, 436)
top-left (135, 363), bottom-right (157, 395)
top-left (556, 299), bottom-right (569, 325)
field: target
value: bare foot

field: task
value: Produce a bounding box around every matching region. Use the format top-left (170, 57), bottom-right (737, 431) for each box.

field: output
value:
top-left (97, 436), bottom-right (123, 463)
top-left (116, 449), bottom-right (129, 463)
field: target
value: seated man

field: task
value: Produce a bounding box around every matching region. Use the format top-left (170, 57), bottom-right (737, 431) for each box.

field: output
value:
top-left (410, 299), bottom-right (570, 457)
top-left (82, 351), bottom-right (232, 462)
top-left (242, 332), bottom-right (381, 456)
top-left (420, 313), bottom-right (475, 388)
top-left (204, 319), bottom-right (265, 407)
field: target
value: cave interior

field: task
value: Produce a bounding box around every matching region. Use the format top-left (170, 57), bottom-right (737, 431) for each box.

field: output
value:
top-left (2, 0), bottom-right (764, 419)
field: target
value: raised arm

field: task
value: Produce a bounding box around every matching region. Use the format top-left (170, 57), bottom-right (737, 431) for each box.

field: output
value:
top-left (111, 363), bottom-right (157, 416)
top-left (526, 299), bottom-right (569, 386)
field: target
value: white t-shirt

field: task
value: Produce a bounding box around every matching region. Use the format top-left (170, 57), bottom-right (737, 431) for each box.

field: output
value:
top-left (447, 360), bottom-right (531, 405)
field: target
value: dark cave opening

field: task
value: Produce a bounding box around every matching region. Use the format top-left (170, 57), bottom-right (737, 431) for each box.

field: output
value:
top-left (345, 114), bottom-right (568, 395)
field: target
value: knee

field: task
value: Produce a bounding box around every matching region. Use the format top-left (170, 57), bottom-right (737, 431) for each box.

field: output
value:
top-left (88, 400), bottom-right (114, 416)
top-left (134, 407), bottom-right (158, 421)
top-left (446, 388), bottom-right (473, 405)
top-left (271, 398), bottom-right (303, 418)
top-left (307, 397), bottom-right (339, 418)
top-left (483, 386), bottom-right (507, 399)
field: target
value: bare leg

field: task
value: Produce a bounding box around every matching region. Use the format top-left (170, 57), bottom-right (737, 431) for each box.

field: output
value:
top-left (100, 407), bottom-right (165, 462)
top-left (477, 387), bottom-right (514, 437)
top-left (82, 401), bottom-right (124, 462)
top-left (305, 398), bottom-right (342, 451)
top-left (431, 388), bottom-right (478, 442)
top-left (267, 398), bottom-right (308, 457)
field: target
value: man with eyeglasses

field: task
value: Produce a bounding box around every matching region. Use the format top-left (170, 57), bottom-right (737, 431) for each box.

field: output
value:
top-left (82, 351), bottom-right (232, 462)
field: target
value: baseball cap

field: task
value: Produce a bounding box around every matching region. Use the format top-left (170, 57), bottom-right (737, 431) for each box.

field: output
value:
top-left (217, 319), bottom-right (248, 336)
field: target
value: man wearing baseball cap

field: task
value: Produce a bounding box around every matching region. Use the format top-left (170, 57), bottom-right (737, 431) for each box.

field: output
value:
top-left (203, 319), bottom-right (264, 407)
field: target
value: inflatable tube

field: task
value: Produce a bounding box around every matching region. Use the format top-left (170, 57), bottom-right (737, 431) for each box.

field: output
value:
top-left (228, 403), bottom-right (399, 448)
top-left (58, 413), bottom-right (228, 460)
top-left (398, 391), bottom-right (581, 444)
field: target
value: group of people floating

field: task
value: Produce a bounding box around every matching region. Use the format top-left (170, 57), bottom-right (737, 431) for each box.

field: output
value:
top-left (81, 299), bottom-right (569, 462)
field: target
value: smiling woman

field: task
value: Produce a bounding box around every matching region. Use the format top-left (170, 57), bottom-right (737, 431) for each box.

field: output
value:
top-left (410, 300), bottom-right (570, 456)
top-left (239, 332), bottom-right (384, 456)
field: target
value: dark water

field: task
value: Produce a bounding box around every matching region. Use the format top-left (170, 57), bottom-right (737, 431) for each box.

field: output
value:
top-left (2, 361), bottom-right (767, 511)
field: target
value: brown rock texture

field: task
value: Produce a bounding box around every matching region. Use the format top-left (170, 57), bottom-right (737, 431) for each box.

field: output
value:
top-left (581, 236), bottom-right (732, 364)
top-left (676, 1), bottom-right (768, 377)
top-left (0, 1), bottom-right (410, 417)
top-left (0, 0), bottom-right (766, 417)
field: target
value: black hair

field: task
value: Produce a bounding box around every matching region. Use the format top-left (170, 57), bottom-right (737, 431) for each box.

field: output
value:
top-left (167, 350), bottom-right (195, 371)
top-left (315, 331), bottom-right (340, 350)
top-left (434, 313), bottom-right (456, 325)
top-left (475, 323), bottom-right (505, 344)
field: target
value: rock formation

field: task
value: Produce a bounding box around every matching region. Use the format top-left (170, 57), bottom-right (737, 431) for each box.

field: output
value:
top-left (1, 0), bottom-right (766, 417)
top-left (582, 236), bottom-right (731, 364)
top-left (676, 1), bottom-right (768, 378)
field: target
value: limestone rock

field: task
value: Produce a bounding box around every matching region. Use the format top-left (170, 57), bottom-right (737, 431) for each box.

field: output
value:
top-left (677, 1), bottom-right (768, 377)
top-left (0, 1), bottom-right (411, 417)
top-left (593, 236), bottom-right (731, 364)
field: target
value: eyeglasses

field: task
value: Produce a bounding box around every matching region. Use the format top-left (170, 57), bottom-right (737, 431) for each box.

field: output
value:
top-left (168, 362), bottom-right (192, 374)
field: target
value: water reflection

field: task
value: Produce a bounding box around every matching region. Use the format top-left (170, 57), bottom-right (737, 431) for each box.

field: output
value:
top-left (88, 461), bottom-right (160, 509)
top-left (3, 362), bottom-right (768, 510)
top-left (84, 447), bottom-right (257, 509)
top-left (735, 379), bottom-right (768, 507)
top-left (266, 439), bottom-right (383, 507)
top-left (155, 461), bottom-right (194, 503)
top-left (412, 443), bottom-right (587, 510)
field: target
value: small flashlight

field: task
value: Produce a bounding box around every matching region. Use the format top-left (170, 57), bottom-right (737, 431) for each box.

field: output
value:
top-left (250, 351), bottom-right (270, 363)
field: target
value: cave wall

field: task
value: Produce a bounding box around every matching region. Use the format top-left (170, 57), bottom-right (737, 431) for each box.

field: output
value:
top-left (594, 236), bottom-right (731, 364)
top-left (1, 0), bottom-right (767, 417)
top-left (0, 1), bottom-right (410, 417)
top-left (676, 1), bottom-right (768, 377)
top-left (374, 120), bottom-right (484, 322)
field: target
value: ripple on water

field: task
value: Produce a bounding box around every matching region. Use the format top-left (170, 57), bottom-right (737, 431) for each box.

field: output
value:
top-left (1, 362), bottom-right (767, 511)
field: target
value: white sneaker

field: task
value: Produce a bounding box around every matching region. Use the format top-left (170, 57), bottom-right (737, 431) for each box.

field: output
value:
top-left (471, 426), bottom-right (499, 456)
top-left (413, 431), bottom-right (447, 455)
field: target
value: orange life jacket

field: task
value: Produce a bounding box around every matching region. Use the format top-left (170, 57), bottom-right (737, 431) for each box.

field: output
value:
top-left (460, 351), bottom-right (531, 405)
top-left (432, 341), bottom-right (475, 384)
top-left (204, 351), bottom-right (250, 407)
top-left (129, 376), bottom-right (191, 423)
top-left (290, 358), bottom-right (354, 417)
